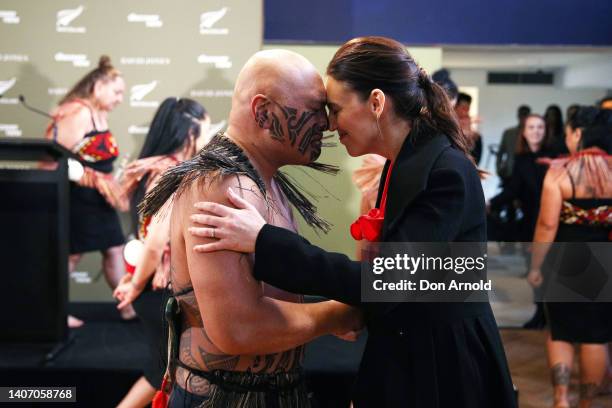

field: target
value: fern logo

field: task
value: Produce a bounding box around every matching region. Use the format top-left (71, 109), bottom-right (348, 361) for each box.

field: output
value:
top-left (130, 81), bottom-right (160, 108)
top-left (0, 77), bottom-right (18, 105)
top-left (199, 7), bottom-right (229, 35)
top-left (0, 77), bottom-right (16, 96)
top-left (56, 6), bottom-right (86, 33)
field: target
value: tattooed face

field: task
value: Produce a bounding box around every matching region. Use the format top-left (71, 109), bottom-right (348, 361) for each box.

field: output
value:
top-left (258, 95), bottom-right (329, 163)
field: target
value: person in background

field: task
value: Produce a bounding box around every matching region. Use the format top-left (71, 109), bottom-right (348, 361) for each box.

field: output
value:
top-left (489, 114), bottom-right (555, 329)
top-left (432, 68), bottom-right (459, 105)
top-left (595, 95), bottom-right (612, 397)
top-left (491, 105), bottom-right (532, 247)
top-left (598, 96), bottom-right (612, 110)
top-left (455, 92), bottom-right (483, 164)
top-left (113, 98), bottom-right (210, 408)
top-left (545, 104), bottom-right (567, 155)
top-left (528, 106), bottom-right (612, 408)
top-left (47, 55), bottom-right (129, 327)
top-left (497, 105), bottom-right (531, 181)
top-left (566, 105), bottom-right (580, 130)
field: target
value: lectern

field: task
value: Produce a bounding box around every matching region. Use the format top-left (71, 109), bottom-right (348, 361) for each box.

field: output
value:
top-left (0, 138), bottom-right (70, 344)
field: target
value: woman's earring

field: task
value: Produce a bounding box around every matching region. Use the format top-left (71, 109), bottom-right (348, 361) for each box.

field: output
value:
top-left (375, 115), bottom-right (383, 140)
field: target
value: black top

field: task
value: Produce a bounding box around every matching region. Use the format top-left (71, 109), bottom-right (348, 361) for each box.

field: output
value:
top-left (253, 133), bottom-right (516, 407)
top-left (470, 133), bottom-right (483, 165)
top-left (490, 150), bottom-right (553, 241)
top-left (497, 126), bottom-right (520, 180)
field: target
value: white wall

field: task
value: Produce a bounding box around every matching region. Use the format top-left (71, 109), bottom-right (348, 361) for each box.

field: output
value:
top-left (449, 68), bottom-right (607, 198)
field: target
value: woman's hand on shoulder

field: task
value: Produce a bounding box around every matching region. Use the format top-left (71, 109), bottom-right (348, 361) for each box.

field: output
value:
top-left (189, 186), bottom-right (266, 254)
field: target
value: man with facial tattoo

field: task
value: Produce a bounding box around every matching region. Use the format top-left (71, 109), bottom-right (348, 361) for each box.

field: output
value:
top-left (140, 50), bottom-right (362, 407)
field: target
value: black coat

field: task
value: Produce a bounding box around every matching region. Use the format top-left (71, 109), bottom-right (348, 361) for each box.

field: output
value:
top-left (490, 151), bottom-right (551, 242)
top-left (254, 134), bottom-right (517, 407)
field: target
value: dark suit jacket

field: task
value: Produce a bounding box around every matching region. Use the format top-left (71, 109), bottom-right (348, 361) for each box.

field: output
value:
top-left (254, 133), bottom-right (517, 407)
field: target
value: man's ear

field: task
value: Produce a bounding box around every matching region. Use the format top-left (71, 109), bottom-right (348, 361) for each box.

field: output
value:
top-left (369, 89), bottom-right (386, 120)
top-left (252, 94), bottom-right (272, 129)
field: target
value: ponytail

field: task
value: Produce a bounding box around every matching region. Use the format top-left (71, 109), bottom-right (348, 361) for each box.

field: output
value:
top-left (415, 70), bottom-right (474, 164)
top-left (130, 97), bottom-right (206, 233)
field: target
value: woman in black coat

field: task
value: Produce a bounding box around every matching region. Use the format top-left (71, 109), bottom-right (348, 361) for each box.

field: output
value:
top-left (189, 37), bottom-right (516, 408)
top-left (489, 114), bottom-right (555, 243)
top-left (489, 114), bottom-right (555, 329)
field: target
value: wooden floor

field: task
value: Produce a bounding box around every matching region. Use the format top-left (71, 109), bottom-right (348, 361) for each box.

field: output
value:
top-left (502, 329), bottom-right (612, 408)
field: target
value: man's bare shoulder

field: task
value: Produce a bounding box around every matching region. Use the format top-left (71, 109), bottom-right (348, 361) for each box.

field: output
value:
top-left (176, 173), bottom-right (269, 223)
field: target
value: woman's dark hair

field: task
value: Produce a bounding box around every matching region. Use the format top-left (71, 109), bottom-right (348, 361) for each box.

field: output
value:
top-left (130, 97), bottom-right (207, 233)
top-left (432, 69), bottom-right (458, 101)
top-left (60, 55), bottom-right (121, 104)
top-left (518, 105), bottom-right (531, 120)
top-left (544, 104), bottom-right (564, 139)
top-left (516, 114), bottom-right (552, 154)
top-left (326, 36), bottom-right (472, 163)
top-left (567, 106), bottom-right (612, 153)
top-left (565, 104), bottom-right (579, 127)
top-left (456, 92), bottom-right (472, 106)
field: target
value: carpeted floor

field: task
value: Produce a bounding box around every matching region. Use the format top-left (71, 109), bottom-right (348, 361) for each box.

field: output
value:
top-left (1, 302), bottom-right (611, 407)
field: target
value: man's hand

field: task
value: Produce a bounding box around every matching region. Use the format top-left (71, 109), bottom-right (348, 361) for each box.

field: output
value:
top-left (189, 187), bottom-right (266, 253)
top-left (328, 301), bottom-right (364, 341)
top-left (333, 330), bottom-right (363, 342)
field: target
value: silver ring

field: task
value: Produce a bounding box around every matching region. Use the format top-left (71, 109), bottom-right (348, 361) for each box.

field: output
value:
top-left (211, 228), bottom-right (216, 239)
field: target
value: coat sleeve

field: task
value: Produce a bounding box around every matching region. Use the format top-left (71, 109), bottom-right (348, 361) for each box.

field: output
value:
top-left (496, 131), bottom-right (509, 176)
top-left (252, 166), bottom-right (469, 305)
top-left (253, 224), bottom-right (362, 305)
top-left (490, 160), bottom-right (522, 211)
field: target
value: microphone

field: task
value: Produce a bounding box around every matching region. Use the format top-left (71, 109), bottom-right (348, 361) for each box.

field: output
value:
top-left (18, 94), bottom-right (57, 141)
top-left (19, 94), bottom-right (54, 119)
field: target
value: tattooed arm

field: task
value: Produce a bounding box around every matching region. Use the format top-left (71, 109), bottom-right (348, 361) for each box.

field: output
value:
top-left (182, 175), bottom-right (361, 355)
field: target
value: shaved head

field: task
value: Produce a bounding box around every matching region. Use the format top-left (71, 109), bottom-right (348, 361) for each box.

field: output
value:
top-left (233, 49), bottom-right (322, 107)
top-left (227, 49), bottom-right (328, 166)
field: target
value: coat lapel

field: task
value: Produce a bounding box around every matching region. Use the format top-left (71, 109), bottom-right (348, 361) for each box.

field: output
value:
top-left (379, 133), bottom-right (451, 240)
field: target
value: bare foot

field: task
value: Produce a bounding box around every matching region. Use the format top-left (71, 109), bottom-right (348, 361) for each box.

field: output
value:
top-left (119, 304), bottom-right (137, 321)
top-left (68, 315), bottom-right (84, 328)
